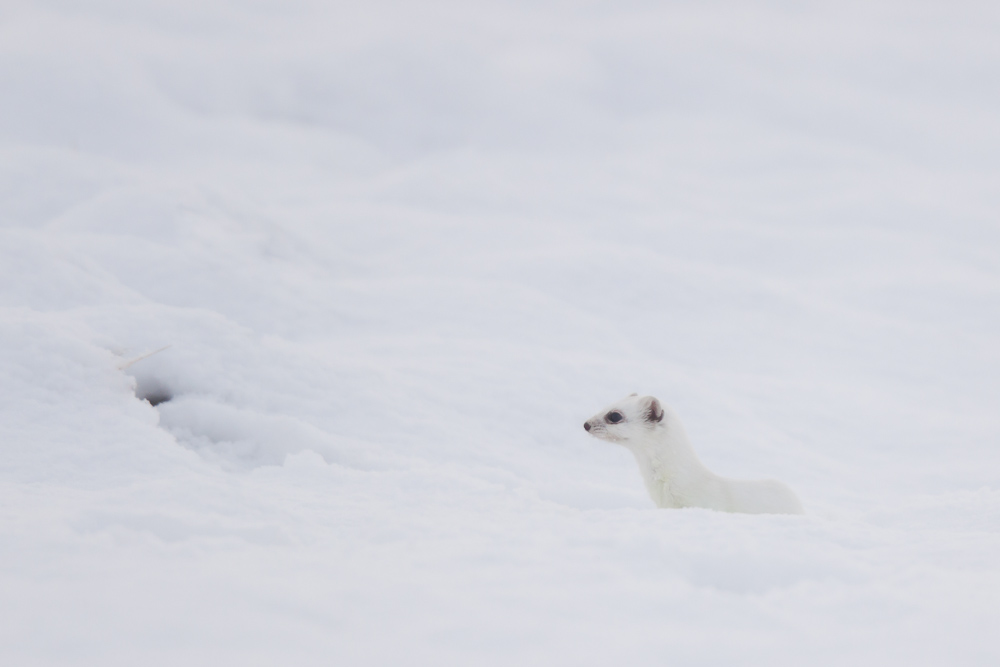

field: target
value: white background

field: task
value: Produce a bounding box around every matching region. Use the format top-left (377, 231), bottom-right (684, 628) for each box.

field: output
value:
top-left (2, 1), bottom-right (999, 664)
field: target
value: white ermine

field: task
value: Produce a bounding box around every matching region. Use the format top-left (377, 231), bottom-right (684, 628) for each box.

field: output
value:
top-left (584, 394), bottom-right (803, 514)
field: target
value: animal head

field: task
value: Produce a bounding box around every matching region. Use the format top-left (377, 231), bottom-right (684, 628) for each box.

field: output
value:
top-left (583, 393), bottom-right (665, 443)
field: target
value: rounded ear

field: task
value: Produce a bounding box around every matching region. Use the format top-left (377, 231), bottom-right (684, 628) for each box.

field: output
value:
top-left (646, 397), bottom-right (664, 423)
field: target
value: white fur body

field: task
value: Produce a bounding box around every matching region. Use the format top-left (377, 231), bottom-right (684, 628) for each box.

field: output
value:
top-left (584, 395), bottom-right (803, 515)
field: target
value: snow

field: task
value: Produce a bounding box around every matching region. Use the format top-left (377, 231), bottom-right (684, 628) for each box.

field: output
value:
top-left (3, 0), bottom-right (1000, 664)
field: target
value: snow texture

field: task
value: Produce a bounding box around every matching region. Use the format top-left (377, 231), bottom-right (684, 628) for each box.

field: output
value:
top-left (3, 1), bottom-right (1000, 664)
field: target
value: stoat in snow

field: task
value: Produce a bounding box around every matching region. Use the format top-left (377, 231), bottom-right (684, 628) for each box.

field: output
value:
top-left (584, 394), bottom-right (803, 514)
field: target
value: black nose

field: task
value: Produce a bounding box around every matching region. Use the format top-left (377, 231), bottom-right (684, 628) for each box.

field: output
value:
top-left (583, 422), bottom-right (591, 431)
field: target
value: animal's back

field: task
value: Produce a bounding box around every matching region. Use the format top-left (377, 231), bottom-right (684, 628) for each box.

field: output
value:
top-left (724, 477), bottom-right (804, 515)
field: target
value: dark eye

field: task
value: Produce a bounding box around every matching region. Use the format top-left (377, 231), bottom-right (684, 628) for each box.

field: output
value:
top-left (606, 411), bottom-right (624, 424)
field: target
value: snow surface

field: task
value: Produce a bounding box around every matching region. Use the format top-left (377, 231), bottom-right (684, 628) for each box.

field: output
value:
top-left (3, 1), bottom-right (1000, 664)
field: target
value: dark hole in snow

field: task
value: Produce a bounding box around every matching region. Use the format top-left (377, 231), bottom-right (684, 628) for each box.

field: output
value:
top-left (144, 390), bottom-right (173, 407)
top-left (134, 375), bottom-right (173, 406)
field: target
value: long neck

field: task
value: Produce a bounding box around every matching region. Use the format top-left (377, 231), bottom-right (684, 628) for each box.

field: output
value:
top-left (626, 412), bottom-right (715, 508)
